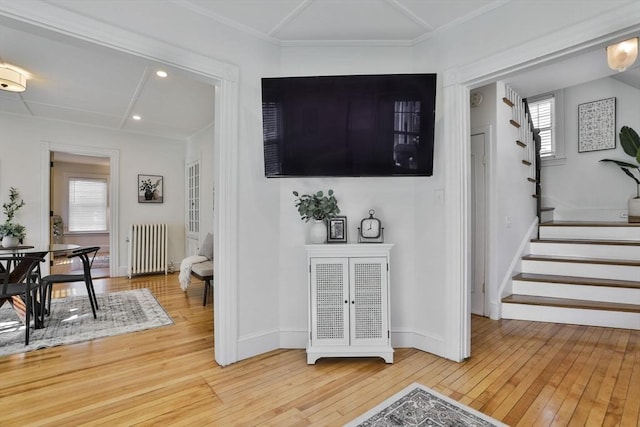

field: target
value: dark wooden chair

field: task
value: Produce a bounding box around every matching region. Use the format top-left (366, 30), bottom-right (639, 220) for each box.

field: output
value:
top-left (190, 260), bottom-right (213, 306)
top-left (41, 246), bottom-right (101, 319)
top-left (0, 254), bottom-right (47, 345)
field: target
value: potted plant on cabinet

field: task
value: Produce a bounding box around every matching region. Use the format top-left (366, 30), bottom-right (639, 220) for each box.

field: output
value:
top-left (293, 189), bottom-right (340, 243)
top-left (0, 187), bottom-right (26, 247)
top-left (600, 125), bottom-right (640, 222)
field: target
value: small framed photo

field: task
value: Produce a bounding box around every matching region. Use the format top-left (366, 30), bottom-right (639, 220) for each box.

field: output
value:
top-left (327, 216), bottom-right (347, 243)
top-left (138, 174), bottom-right (164, 203)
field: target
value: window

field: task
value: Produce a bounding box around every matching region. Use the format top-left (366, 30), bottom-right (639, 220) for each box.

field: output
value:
top-left (262, 101), bottom-right (282, 176)
top-left (528, 94), bottom-right (555, 157)
top-left (393, 100), bottom-right (421, 169)
top-left (68, 177), bottom-right (108, 232)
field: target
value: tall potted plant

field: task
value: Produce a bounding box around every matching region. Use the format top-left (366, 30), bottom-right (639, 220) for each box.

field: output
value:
top-left (0, 187), bottom-right (26, 247)
top-left (600, 126), bottom-right (640, 222)
top-left (293, 189), bottom-right (340, 243)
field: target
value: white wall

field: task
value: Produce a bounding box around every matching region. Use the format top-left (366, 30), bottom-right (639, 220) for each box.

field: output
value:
top-left (542, 76), bottom-right (640, 220)
top-left (493, 82), bottom-right (537, 301)
top-left (470, 83), bottom-right (500, 316)
top-left (275, 45), bottom-right (451, 354)
top-left (0, 114), bottom-right (186, 273)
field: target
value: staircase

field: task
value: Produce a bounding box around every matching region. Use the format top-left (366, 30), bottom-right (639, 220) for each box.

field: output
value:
top-left (502, 221), bottom-right (640, 330)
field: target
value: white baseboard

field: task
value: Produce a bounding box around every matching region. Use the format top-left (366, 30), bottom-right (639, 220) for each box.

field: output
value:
top-left (271, 328), bottom-right (448, 361)
top-left (391, 328), bottom-right (446, 358)
top-left (279, 329), bottom-right (308, 348)
top-left (237, 329), bottom-right (280, 361)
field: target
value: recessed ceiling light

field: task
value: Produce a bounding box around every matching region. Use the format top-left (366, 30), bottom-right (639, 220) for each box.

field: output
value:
top-left (156, 70), bottom-right (168, 78)
top-left (132, 115), bottom-right (142, 121)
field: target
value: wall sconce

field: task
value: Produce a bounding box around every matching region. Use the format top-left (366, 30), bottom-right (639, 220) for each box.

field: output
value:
top-left (0, 65), bottom-right (27, 92)
top-left (606, 37), bottom-right (639, 72)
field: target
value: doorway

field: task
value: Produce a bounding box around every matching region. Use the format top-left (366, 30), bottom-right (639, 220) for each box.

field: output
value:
top-left (42, 144), bottom-right (119, 281)
top-left (49, 152), bottom-right (111, 278)
top-left (470, 130), bottom-right (488, 316)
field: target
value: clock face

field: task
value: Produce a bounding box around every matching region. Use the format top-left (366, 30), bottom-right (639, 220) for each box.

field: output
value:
top-left (361, 219), bottom-right (381, 238)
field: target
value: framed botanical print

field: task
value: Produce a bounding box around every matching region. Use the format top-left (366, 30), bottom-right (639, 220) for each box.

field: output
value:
top-left (138, 174), bottom-right (163, 203)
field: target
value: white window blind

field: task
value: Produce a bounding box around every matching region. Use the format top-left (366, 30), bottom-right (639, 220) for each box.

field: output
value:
top-left (262, 101), bottom-right (282, 175)
top-left (68, 177), bottom-right (108, 232)
top-left (529, 95), bottom-right (555, 157)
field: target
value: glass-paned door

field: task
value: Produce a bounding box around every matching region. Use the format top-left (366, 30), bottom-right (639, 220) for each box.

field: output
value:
top-left (186, 160), bottom-right (200, 255)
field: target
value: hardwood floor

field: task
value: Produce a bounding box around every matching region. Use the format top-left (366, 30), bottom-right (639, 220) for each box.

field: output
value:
top-left (1, 274), bottom-right (638, 426)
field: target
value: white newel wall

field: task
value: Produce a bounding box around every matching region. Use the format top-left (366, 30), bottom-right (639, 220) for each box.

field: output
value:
top-left (542, 76), bottom-right (640, 221)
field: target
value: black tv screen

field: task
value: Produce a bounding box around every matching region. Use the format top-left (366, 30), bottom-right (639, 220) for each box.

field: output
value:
top-left (261, 73), bottom-right (436, 177)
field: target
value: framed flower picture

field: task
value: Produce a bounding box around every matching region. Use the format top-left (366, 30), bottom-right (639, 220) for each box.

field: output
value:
top-left (138, 174), bottom-right (163, 203)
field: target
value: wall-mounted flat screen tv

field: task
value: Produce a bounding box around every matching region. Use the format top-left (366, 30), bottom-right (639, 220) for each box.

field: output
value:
top-left (261, 73), bottom-right (437, 177)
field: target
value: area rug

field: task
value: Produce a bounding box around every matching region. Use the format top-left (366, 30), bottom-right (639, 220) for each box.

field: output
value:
top-left (345, 382), bottom-right (508, 427)
top-left (70, 254), bottom-right (110, 270)
top-left (0, 288), bottom-right (173, 357)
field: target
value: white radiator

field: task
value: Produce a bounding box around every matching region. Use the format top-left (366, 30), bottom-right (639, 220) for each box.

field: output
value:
top-left (127, 223), bottom-right (168, 278)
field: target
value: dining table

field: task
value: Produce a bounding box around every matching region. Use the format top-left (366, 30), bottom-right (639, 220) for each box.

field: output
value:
top-left (0, 243), bottom-right (81, 327)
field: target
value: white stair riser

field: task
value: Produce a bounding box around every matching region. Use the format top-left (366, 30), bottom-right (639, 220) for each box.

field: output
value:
top-left (530, 242), bottom-right (640, 259)
top-left (539, 226), bottom-right (640, 241)
top-left (512, 281), bottom-right (640, 305)
top-left (502, 304), bottom-right (640, 330)
top-left (540, 211), bottom-right (554, 224)
top-left (521, 260), bottom-right (639, 281)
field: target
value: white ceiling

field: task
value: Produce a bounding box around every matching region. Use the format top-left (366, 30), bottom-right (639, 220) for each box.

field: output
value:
top-left (0, 0), bottom-right (638, 145)
top-left (0, 15), bottom-right (216, 141)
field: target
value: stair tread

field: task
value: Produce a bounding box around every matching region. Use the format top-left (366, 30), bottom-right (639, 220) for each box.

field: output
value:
top-left (531, 238), bottom-right (640, 246)
top-left (502, 294), bottom-right (640, 313)
top-left (523, 254), bottom-right (640, 266)
top-left (541, 221), bottom-right (640, 227)
top-left (513, 272), bottom-right (640, 288)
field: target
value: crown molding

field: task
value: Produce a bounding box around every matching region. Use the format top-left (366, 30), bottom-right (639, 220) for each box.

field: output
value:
top-left (172, 0), bottom-right (280, 46)
top-left (412, 0), bottom-right (510, 45)
top-left (0, 0), bottom-right (239, 82)
top-left (443, 2), bottom-right (640, 87)
top-left (280, 39), bottom-right (413, 48)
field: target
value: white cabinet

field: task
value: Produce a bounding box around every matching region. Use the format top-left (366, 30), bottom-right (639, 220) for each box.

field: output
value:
top-left (305, 244), bottom-right (394, 364)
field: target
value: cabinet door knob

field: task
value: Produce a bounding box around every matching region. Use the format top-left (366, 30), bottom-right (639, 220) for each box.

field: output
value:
top-left (344, 300), bottom-right (348, 304)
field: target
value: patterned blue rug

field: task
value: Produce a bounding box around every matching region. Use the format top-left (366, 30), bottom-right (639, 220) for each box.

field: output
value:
top-left (345, 383), bottom-right (508, 427)
top-left (0, 288), bottom-right (173, 357)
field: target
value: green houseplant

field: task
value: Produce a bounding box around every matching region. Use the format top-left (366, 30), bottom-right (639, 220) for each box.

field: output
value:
top-left (0, 187), bottom-right (26, 247)
top-left (293, 189), bottom-right (340, 221)
top-left (600, 126), bottom-right (640, 222)
top-left (293, 189), bottom-right (340, 243)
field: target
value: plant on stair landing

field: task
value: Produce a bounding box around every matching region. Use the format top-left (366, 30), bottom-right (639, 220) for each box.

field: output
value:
top-left (600, 126), bottom-right (640, 222)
